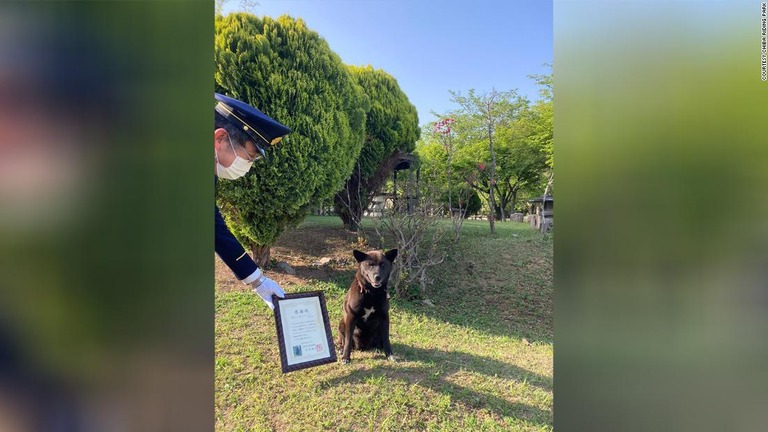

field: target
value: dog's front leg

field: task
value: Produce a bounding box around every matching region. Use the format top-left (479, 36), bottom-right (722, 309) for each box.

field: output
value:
top-left (380, 313), bottom-right (395, 361)
top-left (341, 315), bottom-right (357, 364)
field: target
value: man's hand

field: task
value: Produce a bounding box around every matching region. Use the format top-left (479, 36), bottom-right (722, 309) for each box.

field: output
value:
top-left (251, 275), bottom-right (285, 310)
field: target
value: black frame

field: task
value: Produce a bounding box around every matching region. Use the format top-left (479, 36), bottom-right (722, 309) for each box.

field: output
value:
top-left (272, 291), bottom-right (337, 373)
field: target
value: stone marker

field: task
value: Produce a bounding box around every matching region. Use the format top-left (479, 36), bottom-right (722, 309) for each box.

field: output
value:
top-left (277, 261), bottom-right (296, 275)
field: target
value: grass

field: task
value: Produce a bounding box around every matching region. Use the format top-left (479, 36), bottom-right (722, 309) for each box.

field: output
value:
top-left (216, 216), bottom-right (552, 431)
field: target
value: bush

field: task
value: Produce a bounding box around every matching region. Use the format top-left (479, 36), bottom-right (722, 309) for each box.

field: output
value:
top-left (215, 13), bottom-right (368, 263)
top-left (374, 194), bottom-right (446, 299)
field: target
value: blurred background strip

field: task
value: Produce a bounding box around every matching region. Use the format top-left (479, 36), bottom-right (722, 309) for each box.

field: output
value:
top-left (0, 2), bottom-right (213, 431)
top-left (555, 1), bottom-right (768, 431)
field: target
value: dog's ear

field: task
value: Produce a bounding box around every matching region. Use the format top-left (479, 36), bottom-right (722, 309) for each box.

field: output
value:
top-left (353, 249), bottom-right (369, 263)
top-left (384, 248), bottom-right (398, 262)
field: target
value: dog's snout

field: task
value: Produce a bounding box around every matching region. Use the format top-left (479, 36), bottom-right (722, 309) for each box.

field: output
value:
top-left (374, 275), bottom-right (382, 282)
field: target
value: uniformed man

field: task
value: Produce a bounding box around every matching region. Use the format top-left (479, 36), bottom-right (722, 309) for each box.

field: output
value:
top-left (214, 93), bottom-right (290, 310)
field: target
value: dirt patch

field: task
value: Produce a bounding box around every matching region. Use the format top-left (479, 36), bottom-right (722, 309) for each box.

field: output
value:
top-left (272, 226), bottom-right (361, 261)
top-left (215, 223), bottom-right (365, 292)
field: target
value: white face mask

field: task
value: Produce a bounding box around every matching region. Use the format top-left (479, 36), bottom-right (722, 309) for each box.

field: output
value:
top-left (216, 133), bottom-right (254, 180)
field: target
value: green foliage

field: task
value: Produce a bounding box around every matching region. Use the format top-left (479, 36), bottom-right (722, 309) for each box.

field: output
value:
top-left (419, 85), bottom-right (552, 218)
top-left (528, 68), bottom-right (554, 169)
top-left (349, 65), bottom-right (420, 179)
top-left (334, 66), bottom-right (420, 230)
top-left (414, 127), bottom-right (448, 189)
top-left (441, 89), bottom-right (529, 219)
top-left (215, 217), bottom-right (553, 430)
top-left (528, 65), bottom-right (553, 103)
top-left (215, 13), bottom-right (367, 247)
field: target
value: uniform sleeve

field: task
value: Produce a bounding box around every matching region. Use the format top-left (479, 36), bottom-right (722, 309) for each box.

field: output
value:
top-left (215, 204), bottom-right (259, 281)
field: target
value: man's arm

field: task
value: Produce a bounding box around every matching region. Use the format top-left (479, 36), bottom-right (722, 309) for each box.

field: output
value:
top-left (215, 204), bottom-right (285, 309)
top-left (215, 204), bottom-right (262, 283)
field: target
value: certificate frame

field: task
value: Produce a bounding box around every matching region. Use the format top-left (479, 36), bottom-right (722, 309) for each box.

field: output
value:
top-left (272, 291), bottom-right (337, 373)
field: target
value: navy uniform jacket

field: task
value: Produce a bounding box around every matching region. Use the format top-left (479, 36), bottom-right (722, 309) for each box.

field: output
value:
top-left (215, 177), bottom-right (259, 281)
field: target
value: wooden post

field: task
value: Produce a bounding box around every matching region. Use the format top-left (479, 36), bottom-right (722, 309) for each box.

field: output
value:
top-left (393, 169), bottom-right (398, 210)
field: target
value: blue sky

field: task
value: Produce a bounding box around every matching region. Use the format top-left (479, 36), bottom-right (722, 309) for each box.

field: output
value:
top-left (222, 0), bottom-right (552, 127)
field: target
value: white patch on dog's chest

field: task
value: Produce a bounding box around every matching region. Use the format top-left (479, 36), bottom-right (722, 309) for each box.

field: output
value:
top-left (362, 306), bottom-right (376, 321)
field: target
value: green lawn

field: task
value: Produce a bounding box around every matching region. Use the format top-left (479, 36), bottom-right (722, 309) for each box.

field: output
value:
top-left (216, 216), bottom-right (553, 431)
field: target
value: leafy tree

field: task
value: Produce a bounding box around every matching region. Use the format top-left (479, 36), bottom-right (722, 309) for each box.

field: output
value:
top-left (443, 89), bottom-right (529, 232)
top-left (425, 81), bottom-right (551, 221)
top-left (416, 123), bottom-right (481, 219)
top-left (215, 13), bottom-right (367, 264)
top-left (491, 104), bottom-right (549, 215)
top-left (414, 125), bottom-right (452, 210)
top-left (528, 69), bottom-right (554, 195)
top-left (450, 107), bottom-right (548, 219)
top-left (414, 129), bottom-right (445, 193)
top-left (215, 0), bottom-right (259, 15)
top-left (440, 186), bottom-right (481, 217)
top-left (333, 65), bottom-right (420, 233)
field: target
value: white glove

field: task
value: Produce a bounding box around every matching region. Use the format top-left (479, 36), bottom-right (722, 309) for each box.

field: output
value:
top-left (251, 275), bottom-right (286, 310)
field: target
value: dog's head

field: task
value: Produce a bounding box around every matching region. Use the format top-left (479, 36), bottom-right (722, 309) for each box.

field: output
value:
top-left (353, 249), bottom-right (398, 289)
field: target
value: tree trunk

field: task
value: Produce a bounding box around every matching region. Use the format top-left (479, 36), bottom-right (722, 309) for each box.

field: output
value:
top-left (336, 153), bottom-right (401, 233)
top-left (406, 168), bottom-right (414, 215)
top-left (498, 190), bottom-right (506, 221)
top-left (333, 192), bottom-right (361, 232)
top-left (543, 170), bottom-right (554, 197)
top-left (540, 171), bottom-right (554, 234)
top-left (446, 134), bottom-right (453, 220)
top-left (251, 244), bottom-right (271, 268)
top-left (482, 92), bottom-right (499, 234)
top-left (487, 120), bottom-right (497, 234)
top-left (497, 201), bottom-right (506, 221)
top-left (334, 166), bottom-right (365, 232)
top-left (393, 170), bottom-right (398, 210)
top-left (511, 190), bottom-right (518, 215)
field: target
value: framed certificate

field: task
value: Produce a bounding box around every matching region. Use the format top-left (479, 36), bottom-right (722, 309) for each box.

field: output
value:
top-left (272, 291), bottom-right (337, 373)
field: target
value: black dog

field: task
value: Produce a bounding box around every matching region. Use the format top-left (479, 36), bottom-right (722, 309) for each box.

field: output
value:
top-left (338, 249), bottom-right (398, 364)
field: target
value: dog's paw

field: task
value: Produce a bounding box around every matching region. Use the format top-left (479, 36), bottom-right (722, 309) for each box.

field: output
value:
top-left (341, 358), bottom-right (350, 365)
top-left (386, 355), bottom-right (397, 362)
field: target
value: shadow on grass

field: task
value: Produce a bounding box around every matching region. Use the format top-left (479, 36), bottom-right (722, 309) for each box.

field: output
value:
top-left (394, 344), bottom-right (553, 392)
top-left (393, 297), bottom-right (551, 346)
top-left (324, 344), bottom-right (552, 427)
